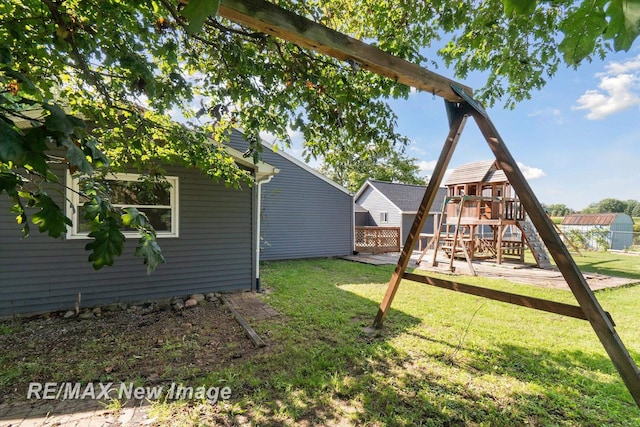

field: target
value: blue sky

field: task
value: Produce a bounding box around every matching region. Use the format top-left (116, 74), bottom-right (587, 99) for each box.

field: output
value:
top-left (280, 47), bottom-right (640, 211)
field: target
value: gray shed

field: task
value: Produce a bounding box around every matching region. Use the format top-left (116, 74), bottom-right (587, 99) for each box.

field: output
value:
top-left (560, 213), bottom-right (634, 250)
top-left (354, 179), bottom-right (447, 249)
top-left (0, 145), bottom-right (277, 316)
top-left (226, 131), bottom-right (354, 261)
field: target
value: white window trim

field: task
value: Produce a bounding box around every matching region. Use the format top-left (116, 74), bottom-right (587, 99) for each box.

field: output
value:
top-left (380, 212), bottom-right (389, 224)
top-left (66, 172), bottom-right (179, 239)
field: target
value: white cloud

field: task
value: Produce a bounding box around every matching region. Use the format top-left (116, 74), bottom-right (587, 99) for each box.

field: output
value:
top-left (408, 144), bottom-right (427, 156)
top-left (573, 55), bottom-right (640, 120)
top-left (517, 162), bottom-right (546, 180)
top-left (602, 56), bottom-right (640, 75)
top-left (417, 160), bottom-right (437, 175)
top-left (528, 108), bottom-right (564, 124)
top-left (287, 128), bottom-right (305, 146)
top-left (417, 161), bottom-right (456, 184)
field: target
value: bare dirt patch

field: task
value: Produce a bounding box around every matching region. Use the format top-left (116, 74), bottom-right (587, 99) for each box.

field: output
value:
top-left (0, 295), bottom-right (266, 404)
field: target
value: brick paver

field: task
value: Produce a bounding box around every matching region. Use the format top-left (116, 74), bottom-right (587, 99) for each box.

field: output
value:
top-left (0, 397), bottom-right (150, 426)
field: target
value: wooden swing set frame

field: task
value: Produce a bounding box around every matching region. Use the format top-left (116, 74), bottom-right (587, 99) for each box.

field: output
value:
top-left (216, 0), bottom-right (640, 408)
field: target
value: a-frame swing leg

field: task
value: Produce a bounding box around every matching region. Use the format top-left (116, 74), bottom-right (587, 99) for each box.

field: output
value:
top-left (373, 101), bottom-right (469, 328)
top-left (471, 110), bottom-right (640, 408)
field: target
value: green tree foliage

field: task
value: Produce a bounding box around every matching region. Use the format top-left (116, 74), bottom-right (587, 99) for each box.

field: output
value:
top-left (2, 0), bottom-right (639, 269)
top-left (598, 198), bottom-right (628, 213)
top-left (582, 198), bottom-right (639, 213)
top-left (318, 146), bottom-right (427, 192)
top-left (543, 203), bottom-right (575, 217)
top-left (624, 199), bottom-right (640, 217)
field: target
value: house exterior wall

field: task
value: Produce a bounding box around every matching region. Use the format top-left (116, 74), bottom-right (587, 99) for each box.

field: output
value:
top-left (355, 186), bottom-right (402, 227)
top-left (0, 164), bottom-right (255, 316)
top-left (401, 213), bottom-right (438, 247)
top-left (354, 211), bottom-right (371, 227)
top-left (227, 132), bottom-right (353, 260)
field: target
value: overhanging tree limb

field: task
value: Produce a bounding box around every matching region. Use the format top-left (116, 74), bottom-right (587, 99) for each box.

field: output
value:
top-left (217, 0), bottom-right (473, 102)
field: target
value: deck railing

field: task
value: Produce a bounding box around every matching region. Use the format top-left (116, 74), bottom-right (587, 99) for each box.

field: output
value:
top-left (355, 226), bottom-right (401, 254)
top-left (445, 196), bottom-right (525, 221)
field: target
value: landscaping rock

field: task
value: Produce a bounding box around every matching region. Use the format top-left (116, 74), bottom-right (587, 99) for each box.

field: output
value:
top-left (190, 294), bottom-right (205, 302)
top-left (362, 326), bottom-right (381, 337)
top-left (78, 311), bottom-right (94, 320)
top-left (63, 310), bottom-right (75, 319)
top-left (102, 304), bottom-right (120, 313)
top-left (205, 293), bottom-right (216, 302)
top-left (172, 299), bottom-right (185, 310)
top-left (155, 298), bottom-right (172, 312)
top-left (141, 302), bottom-right (157, 314)
top-left (127, 305), bottom-right (142, 313)
top-left (146, 373), bottom-right (162, 384)
top-left (184, 298), bottom-right (198, 308)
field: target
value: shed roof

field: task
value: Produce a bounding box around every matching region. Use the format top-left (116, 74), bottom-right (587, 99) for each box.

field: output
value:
top-left (444, 160), bottom-right (507, 186)
top-left (356, 179), bottom-right (446, 213)
top-left (561, 213), bottom-right (631, 226)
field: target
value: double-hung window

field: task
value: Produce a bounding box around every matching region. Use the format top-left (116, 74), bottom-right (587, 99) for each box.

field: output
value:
top-left (66, 173), bottom-right (179, 238)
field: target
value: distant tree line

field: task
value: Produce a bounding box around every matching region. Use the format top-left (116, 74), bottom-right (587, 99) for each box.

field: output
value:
top-left (543, 204), bottom-right (575, 217)
top-left (582, 199), bottom-right (640, 217)
top-left (543, 199), bottom-right (640, 218)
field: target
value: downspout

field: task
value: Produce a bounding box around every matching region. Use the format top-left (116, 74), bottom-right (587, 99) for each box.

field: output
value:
top-left (351, 193), bottom-right (356, 255)
top-left (255, 173), bottom-right (275, 293)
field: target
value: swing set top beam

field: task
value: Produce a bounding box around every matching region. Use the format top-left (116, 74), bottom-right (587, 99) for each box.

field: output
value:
top-left (218, 0), bottom-right (472, 102)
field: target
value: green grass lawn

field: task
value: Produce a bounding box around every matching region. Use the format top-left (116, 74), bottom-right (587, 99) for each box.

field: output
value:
top-left (3, 251), bottom-right (636, 425)
top-left (571, 250), bottom-right (640, 278)
top-left (524, 247), bottom-right (640, 279)
top-left (148, 252), bottom-right (640, 425)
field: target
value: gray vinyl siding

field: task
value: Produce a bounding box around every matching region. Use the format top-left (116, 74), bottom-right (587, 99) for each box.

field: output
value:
top-left (401, 214), bottom-right (437, 247)
top-left (355, 186), bottom-right (401, 227)
top-left (0, 164), bottom-right (254, 316)
top-left (354, 212), bottom-right (371, 227)
top-left (227, 132), bottom-right (353, 260)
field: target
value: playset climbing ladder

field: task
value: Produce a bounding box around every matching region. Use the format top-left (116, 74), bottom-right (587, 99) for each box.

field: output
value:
top-left (518, 219), bottom-right (553, 268)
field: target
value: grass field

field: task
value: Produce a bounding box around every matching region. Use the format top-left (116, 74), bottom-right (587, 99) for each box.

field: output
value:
top-left (2, 251), bottom-right (638, 425)
top-left (149, 251), bottom-right (640, 425)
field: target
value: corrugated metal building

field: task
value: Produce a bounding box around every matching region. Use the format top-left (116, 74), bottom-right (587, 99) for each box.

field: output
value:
top-left (560, 213), bottom-right (634, 250)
